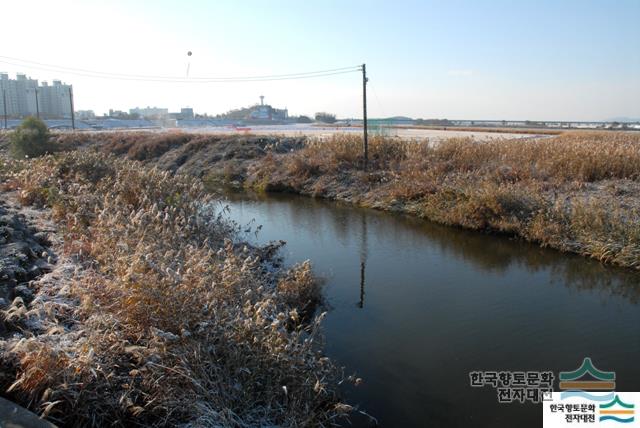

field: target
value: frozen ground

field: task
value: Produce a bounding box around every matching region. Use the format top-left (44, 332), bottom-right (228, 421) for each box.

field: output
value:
top-left (0, 120), bottom-right (543, 141)
top-left (171, 124), bottom-right (539, 141)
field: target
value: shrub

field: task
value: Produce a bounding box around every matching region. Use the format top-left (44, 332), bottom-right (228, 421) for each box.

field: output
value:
top-left (315, 112), bottom-right (337, 124)
top-left (9, 117), bottom-right (54, 159)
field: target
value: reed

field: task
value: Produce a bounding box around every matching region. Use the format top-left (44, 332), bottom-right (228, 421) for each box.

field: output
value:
top-left (248, 132), bottom-right (640, 269)
top-left (0, 152), bottom-right (351, 426)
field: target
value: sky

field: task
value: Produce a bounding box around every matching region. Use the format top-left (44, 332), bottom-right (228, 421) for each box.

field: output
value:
top-left (1, 0), bottom-right (638, 121)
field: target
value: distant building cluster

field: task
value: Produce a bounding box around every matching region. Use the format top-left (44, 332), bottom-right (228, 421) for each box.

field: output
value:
top-left (129, 106), bottom-right (168, 119)
top-left (249, 96), bottom-right (288, 121)
top-left (249, 104), bottom-right (288, 121)
top-left (0, 73), bottom-right (72, 119)
top-left (76, 110), bottom-right (96, 120)
top-left (127, 106), bottom-right (194, 120)
top-left (217, 96), bottom-right (289, 122)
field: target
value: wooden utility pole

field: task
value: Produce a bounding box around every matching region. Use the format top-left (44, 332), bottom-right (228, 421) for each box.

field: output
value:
top-left (34, 88), bottom-right (40, 119)
top-left (69, 86), bottom-right (75, 130)
top-left (2, 89), bottom-right (7, 129)
top-left (362, 63), bottom-right (368, 171)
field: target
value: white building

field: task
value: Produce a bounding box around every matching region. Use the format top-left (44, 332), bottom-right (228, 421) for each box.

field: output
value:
top-left (129, 106), bottom-right (169, 119)
top-left (76, 110), bottom-right (95, 120)
top-left (38, 80), bottom-right (72, 118)
top-left (0, 73), bottom-right (72, 118)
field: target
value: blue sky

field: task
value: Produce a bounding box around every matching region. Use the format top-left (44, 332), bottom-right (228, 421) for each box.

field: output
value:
top-left (1, 0), bottom-right (638, 120)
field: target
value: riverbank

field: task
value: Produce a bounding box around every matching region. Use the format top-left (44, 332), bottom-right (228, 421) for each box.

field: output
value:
top-left (15, 129), bottom-right (640, 272)
top-left (0, 151), bottom-right (351, 426)
top-left (39, 131), bottom-right (640, 270)
top-left (216, 189), bottom-right (640, 427)
top-left (246, 133), bottom-right (640, 270)
top-left (12, 132), bottom-right (640, 269)
top-left (2, 130), bottom-right (638, 425)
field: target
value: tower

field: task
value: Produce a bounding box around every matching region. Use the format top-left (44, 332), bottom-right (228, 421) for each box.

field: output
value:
top-left (260, 95), bottom-right (264, 106)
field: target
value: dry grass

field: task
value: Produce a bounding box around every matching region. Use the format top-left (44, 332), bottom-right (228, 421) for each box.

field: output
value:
top-left (247, 132), bottom-right (640, 269)
top-left (408, 125), bottom-right (563, 135)
top-left (0, 152), bottom-right (352, 427)
top-left (26, 130), bottom-right (640, 269)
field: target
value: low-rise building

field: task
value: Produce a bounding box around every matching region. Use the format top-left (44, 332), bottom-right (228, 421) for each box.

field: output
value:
top-left (76, 110), bottom-right (96, 120)
top-left (180, 107), bottom-right (194, 119)
top-left (129, 106), bottom-right (169, 119)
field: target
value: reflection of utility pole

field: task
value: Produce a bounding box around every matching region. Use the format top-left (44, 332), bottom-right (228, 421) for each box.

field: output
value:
top-left (34, 88), bottom-right (40, 119)
top-left (358, 211), bottom-right (368, 308)
top-left (2, 89), bottom-right (7, 129)
top-left (69, 86), bottom-right (75, 130)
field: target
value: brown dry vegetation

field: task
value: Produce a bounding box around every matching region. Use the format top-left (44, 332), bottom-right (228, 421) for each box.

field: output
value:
top-left (20, 130), bottom-right (640, 270)
top-left (246, 132), bottom-right (640, 269)
top-left (0, 152), bottom-right (352, 427)
top-left (406, 125), bottom-right (563, 135)
top-left (51, 131), bottom-right (304, 184)
top-left (42, 130), bottom-right (640, 269)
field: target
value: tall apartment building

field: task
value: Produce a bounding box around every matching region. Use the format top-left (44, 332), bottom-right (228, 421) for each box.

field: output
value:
top-left (38, 80), bottom-right (72, 118)
top-left (0, 73), bottom-right (72, 119)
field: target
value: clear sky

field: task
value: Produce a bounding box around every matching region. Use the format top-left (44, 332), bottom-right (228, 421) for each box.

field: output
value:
top-left (1, 0), bottom-right (638, 121)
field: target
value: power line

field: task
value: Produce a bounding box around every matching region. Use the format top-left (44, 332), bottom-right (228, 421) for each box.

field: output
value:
top-left (0, 55), bottom-right (361, 83)
top-left (4, 55), bottom-right (361, 80)
top-left (0, 56), bottom-right (372, 171)
top-left (0, 61), bottom-right (360, 83)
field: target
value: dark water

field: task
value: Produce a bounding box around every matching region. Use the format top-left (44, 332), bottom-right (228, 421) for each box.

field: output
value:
top-left (222, 192), bottom-right (640, 428)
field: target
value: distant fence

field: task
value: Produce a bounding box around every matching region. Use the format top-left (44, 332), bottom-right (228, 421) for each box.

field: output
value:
top-left (368, 119), bottom-right (403, 137)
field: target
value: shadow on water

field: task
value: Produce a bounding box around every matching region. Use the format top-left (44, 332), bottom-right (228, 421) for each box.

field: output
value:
top-left (222, 191), bottom-right (640, 428)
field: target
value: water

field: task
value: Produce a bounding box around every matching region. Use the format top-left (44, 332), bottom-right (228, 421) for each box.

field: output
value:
top-left (222, 192), bottom-right (640, 427)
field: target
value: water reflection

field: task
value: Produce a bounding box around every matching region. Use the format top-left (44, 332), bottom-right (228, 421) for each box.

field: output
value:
top-left (226, 192), bottom-right (640, 305)
top-left (222, 191), bottom-right (640, 427)
top-left (359, 212), bottom-right (368, 309)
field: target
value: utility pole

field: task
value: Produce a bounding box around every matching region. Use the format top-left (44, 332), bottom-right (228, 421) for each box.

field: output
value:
top-left (69, 86), bottom-right (75, 130)
top-left (34, 88), bottom-right (40, 119)
top-left (361, 63), bottom-right (369, 171)
top-left (2, 89), bottom-right (7, 129)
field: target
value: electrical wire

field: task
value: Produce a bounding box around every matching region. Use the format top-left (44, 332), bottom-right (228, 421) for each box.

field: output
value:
top-left (0, 55), bottom-right (361, 79)
top-left (0, 55), bottom-right (362, 83)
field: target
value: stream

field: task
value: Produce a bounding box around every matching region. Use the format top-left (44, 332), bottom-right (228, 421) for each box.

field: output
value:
top-left (221, 192), bottom-right (640, 427)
